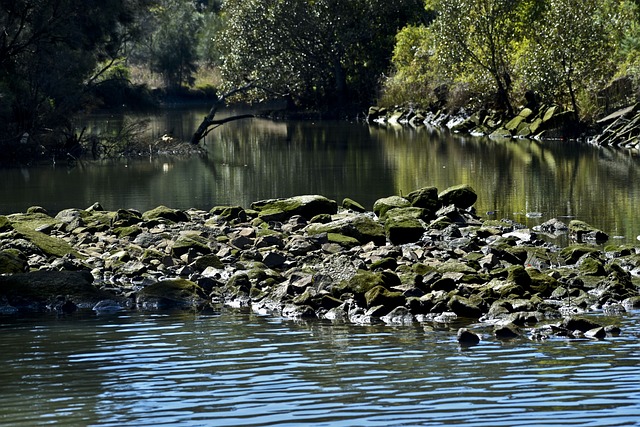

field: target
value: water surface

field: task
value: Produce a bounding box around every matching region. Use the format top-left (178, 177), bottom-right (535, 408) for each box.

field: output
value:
top-left (2, 109), bottom-right (640, 426)
top-left (1, 309), bottom-right (639, 426)
top-left (1, 108), bottom-right (640, 241)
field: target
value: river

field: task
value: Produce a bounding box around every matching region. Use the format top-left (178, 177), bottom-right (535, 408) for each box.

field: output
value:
top-left (1, 107), bottom-right (640, 426)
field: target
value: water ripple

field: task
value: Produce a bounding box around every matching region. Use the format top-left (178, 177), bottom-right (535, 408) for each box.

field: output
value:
top-left (1, 311), bottom-right (639, 426)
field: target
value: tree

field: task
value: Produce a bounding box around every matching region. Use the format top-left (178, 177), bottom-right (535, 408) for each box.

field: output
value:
top-left (148, 0), bottom-right (203, 90)
top-left (427, 0), bottom-right (524, 114)
top-left (0, 0), bottom-right (149, 143)
top-left (216, 0), bottom-right (425, 111)
top-left (517, 0), bottom-right (624, 119)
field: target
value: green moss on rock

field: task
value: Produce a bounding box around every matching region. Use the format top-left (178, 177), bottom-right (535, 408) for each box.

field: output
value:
top-left (0, 249), bottom-right (28, 274)
top-left (438, 184), bottom-right (478, 209)
top-left (143, 205), bottom-right (190, 223)
top-left (136, 279), bottom-right (206, 310)
top-left (373, 196), bottom-right (411, 220)
top-left (251, 195), bottom-right (337, 222)
top-left (10, 220), bottom-right (82, 259)
top-left (364, 285), bottom-right (405, 309)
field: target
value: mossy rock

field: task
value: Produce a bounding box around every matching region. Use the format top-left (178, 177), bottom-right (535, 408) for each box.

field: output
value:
top-left (577, 255), bottom-right (606, 276)
top-left (541, 105), bottom-right (562, 122)
top-left (525, 267), bottom-right (559, 297)
top-left (529, 117), bottom-right (543, 134)
top-left (171, 233), bottom-right (211, 258)
top-left (10, 220), bottom-right (82, 259)
top-left (251, 195), bottom-right (337, 222)
top-left (371, 257), bottom-right (398, 271)
top-left (113, 225), bottom-right (142, 239)
top-left (406, 187), bottom-right (438, 216)
top-left (448, 295), bottom-right (485, 318)
top-left (438, 184), bottom-right (478, 209)
top-left (427, 216), bottom-right (453, 230)
top-left (0, 270), bottom-right (111, 311)
top-left (0, 216), bottom-right (12, 232)
top-left (210, 205), bottom-right (247, 222)
top-left (489, 128), bottom-right (513, 138)
top-left (7, 212), bottom-right (58, 231)
top-left (142, 248), bottom-right (165, 261)
top-left (437, 259), bottom-right (477, 275)
top-left (136, 279), bottom-right (206, 310)
top-left (309, 213), bottom-right (333, 224)
top-left (193, 254), bottom-right (225, 271)
top-left (342, 198), bottom-right (366, 213)
top-left (504, 115), bottom-right (525, 131)
top-left (560, 245), bottom-right (600, 264)
top-left (327, 232), bottom-right (361, 248)
top-left (373, 196), bottom-right (411, 220)
top-left (384, 213), bottom-right (425, 245)
top-left (604, 244), bottom-right (636, 257)
top-left (332, 270), bottom-right (389, 299)
top-left (111, 209), bottom-right (143, 227)
top-left (569, 220), bottom-right (608, 243)
top-left (0, 249), bottom-right (28, 274)
top-left (364, 285), bottom-right (405, 310)
top-left (26, 206), bottom-right (49, 215)
top-left (142, 205), bottom-right (190, 223)
top-left (306, 215), bottom-right (385, 246)
top-left (506, 265), bottom-right (532, 288)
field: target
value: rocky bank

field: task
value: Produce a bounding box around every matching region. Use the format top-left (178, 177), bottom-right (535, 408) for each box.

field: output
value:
top-left (1, 186), bottom-right (639, 343)
top-left (368, 100), bottom-right (640, 150)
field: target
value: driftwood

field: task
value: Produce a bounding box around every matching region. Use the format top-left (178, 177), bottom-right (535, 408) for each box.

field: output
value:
top-left (190, 82), bottom-right (256, 145)
top-left (592, 104), bottom-right (640, 148)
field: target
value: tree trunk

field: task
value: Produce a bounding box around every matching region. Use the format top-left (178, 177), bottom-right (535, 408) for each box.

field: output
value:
top-left (190, 82), bottom-right (256, 145)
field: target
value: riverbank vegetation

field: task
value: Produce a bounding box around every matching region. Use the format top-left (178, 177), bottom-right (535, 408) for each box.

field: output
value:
top-left (2, 0), bottom-right (640, 164)
top-left (380, 0), bottom-right (640, 124)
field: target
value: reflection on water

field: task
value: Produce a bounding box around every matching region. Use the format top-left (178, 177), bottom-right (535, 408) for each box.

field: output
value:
top-left (2, 108), bottom-right (640, 242)
top-left (0, 309), bottom-right (639, 426)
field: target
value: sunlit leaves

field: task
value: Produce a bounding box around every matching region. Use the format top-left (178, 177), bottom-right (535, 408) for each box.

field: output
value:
top-left (428, 0), bottom-right (523, 113)
top-left (217, 0), bottom-right (424, 108)
top-left (516, 0), bottom-right (623, 117)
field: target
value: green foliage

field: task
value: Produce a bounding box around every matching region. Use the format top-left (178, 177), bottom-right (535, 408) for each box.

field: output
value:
top-left (379, 25), bottom-right (441, 107)
top-left (428, 0), bottom-right (525, 114)
top-left (0, 0), bottom-right (148, 143)
top-left (381, 0), bottom-right (638, 119)
top-left (148, 0), bottom-right (204, 90)
top-left (516, 0), bottom-right (623, 118)
top-left (217, 0), bottom-right (425, 110)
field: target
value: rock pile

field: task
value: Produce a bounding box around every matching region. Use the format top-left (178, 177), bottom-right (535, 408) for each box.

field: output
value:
top-left (1, 185), bottom-right (638, 342)
top-left (368, 103), bottom-right (577, 141)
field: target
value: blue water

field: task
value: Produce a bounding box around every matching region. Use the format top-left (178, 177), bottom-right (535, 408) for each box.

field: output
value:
top-left (2, 112), bottom-right (640, 426)
top-left (1, 308), bottom-right (639, 426)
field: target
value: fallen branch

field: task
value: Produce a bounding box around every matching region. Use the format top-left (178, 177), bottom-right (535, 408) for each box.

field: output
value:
top-left (190, 81), bottom-right (256, 145)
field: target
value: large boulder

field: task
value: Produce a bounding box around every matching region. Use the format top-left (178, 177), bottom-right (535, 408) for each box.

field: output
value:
top-left (55, 208), bottom-right (86, 231)
top-left (210, 205), bottom-right (247, 222)
top-left (569, 220), bottom-right (609, 243)
top-left (8, 213), bottom-right (82, 259)
top-left (406, 187), bottom-right (438, 217)
top-left (383, 208), bottom-right (427, 245)
top-left (373, 196), bottom-right (411, 220)
top-left (438, 184), bottom-right (478, 209)
top-left (142, 205), bottom-right (190, 223)
top-left (0, 270), bottom-right (112, 311)
top-left (136, 279), bottom-right (206, 310)
top-left (305, 214), bottom-right (385, 246)
top-left (0, 249), bottom-right (28, 274)
top-left (251, 195), bottom-right (337, 222)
